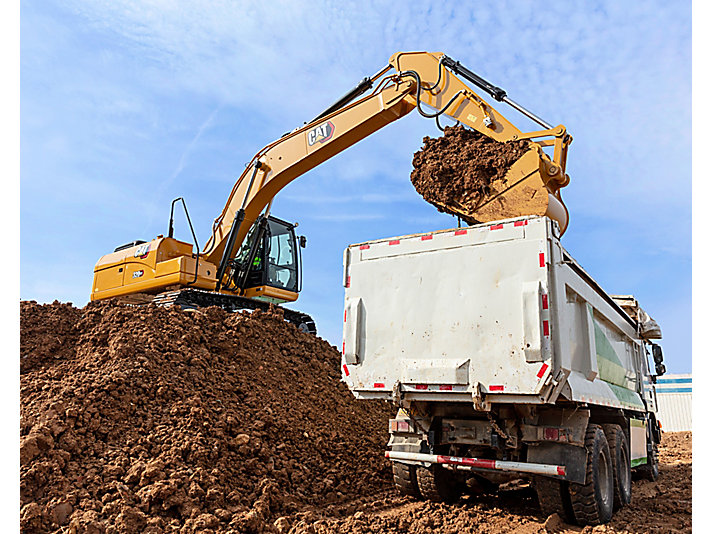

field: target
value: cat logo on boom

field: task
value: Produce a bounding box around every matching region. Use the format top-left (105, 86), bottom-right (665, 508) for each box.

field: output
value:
top-left (307, 121), bottom-right (334, 146)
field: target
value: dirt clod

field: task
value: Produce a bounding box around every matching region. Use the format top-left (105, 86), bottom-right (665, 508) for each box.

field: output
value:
top-left (411, 125), bottom-right (531, 222)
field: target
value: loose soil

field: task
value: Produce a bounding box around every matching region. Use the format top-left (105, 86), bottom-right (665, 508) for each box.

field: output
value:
top-left (21, 300), bottom-right (82, 375)
top-left (20, 300), bottom-right (393, 533)
top-left (282, 432), bottom-right (692, 534)
top-left (20, 300), bottom-right (692, 533)
top-left (410, 125), bottom-right (531, 223)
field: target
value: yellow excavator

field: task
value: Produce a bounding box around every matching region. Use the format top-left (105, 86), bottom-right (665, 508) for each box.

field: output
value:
top-left (91, 51), bottom-right (573, 333)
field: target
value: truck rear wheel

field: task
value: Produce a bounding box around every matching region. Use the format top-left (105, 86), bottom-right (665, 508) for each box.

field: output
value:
top-left (415, 465), bottom-right (462, 504)
top-left (568, 424), bottom-right (614, 526)
top-left (639, 443), bottom-right (660, 481)
top-left (602, 424), bottom-right (632, 510)
top-left (534, 477), bottom-right (575, 523)
top-left (392, 462), bottom-right (422, 498)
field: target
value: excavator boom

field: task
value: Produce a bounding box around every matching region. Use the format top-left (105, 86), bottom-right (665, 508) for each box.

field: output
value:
top-left (203, 52), bottom-right (571, 282)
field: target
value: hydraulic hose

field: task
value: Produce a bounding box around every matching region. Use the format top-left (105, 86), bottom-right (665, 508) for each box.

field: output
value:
top-left (422, 56), bottom-right (446, 94)
top-left (399, 69), bottom-right (466, 120)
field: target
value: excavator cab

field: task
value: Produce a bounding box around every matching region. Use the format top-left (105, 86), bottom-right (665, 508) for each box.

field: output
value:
top-left (233, 216), bottom-right (304, 303)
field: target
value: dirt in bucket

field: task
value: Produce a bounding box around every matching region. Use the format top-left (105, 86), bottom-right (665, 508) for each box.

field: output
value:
top-left (410, 125), bottom-right (532, 222)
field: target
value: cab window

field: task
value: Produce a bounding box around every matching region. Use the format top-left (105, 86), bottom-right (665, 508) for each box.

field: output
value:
top-left (266, 220), bottom-right (298, 292)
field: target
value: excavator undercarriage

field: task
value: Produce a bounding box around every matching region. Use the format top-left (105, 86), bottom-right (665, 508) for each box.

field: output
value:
top-left (153, 289), bottom-right (317, 335)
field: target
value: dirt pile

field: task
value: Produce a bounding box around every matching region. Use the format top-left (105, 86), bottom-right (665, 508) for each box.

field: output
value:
top-left (20, 300), bottom-right (394, 533)
top-left (410, 125), bottom-right (531, 222)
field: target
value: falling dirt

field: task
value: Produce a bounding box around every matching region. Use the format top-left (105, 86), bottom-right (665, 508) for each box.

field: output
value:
top-left (20, 300), bottom-right (691, 533)
top-left (410, 125), bottom-right (534, 223)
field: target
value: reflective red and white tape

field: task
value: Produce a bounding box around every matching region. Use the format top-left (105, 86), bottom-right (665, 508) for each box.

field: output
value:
top-left (385, 450), bottom-right (565, 477)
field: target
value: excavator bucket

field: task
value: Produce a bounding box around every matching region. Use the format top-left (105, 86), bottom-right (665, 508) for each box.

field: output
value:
top-left (396, 52), bottom-right (572, 233)
top-left (461, 148), bottom-right (568, 233)
top-left (411, 129), bottom-right (570, 233)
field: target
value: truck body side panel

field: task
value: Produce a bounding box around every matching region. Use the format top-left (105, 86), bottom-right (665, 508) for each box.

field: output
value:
top-left (548, 238), bottom-right (647, 411)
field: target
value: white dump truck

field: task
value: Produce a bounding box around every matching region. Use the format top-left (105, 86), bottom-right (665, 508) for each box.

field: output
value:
top-left (341, 215), bottom-right (666, 526)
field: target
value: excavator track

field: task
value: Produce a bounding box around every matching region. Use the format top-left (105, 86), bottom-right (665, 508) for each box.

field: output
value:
top-left (152, 288), bottom-right (317, 335)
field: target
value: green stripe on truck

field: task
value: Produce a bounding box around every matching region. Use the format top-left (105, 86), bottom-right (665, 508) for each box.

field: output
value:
top-left (591, 314), bottom-right (628, 387)
top-left (608, 383), bottom-right (646, 410)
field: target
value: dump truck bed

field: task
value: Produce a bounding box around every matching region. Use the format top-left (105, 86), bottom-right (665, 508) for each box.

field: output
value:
top-left (341, 216), bottom-right (653, 413)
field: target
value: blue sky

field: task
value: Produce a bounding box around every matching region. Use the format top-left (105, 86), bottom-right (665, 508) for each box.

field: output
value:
top-left (20, 1), bottom-right (691, 372)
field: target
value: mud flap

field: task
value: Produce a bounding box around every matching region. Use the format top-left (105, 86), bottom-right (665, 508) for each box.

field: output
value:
top-left (388, 437), bottom-right (430, 466)
top-left (528, 442), bottom-right (587, 484)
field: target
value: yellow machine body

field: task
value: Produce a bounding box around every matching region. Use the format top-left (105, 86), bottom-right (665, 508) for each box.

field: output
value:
top-left (91, 237), bottom-right (300, 303)
top-left (91, 238), bottom-right (216, 301)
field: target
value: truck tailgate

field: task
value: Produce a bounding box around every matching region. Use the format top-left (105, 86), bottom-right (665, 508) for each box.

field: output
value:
top-left (342, 217), bottom-right (554, 401)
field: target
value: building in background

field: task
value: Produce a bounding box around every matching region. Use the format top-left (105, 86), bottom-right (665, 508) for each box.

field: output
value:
top-left (655, 374), bottom-right (692, 432)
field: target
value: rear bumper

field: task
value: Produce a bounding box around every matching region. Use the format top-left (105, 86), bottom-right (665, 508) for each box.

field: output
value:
top-left (386, 450), bottom-right (566, 478)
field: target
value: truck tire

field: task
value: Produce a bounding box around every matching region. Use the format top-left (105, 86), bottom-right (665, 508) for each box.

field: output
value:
top-left (392, 462), bottom-right (422, 498)
top-left (640, 443), bottom-right (660, 481)
top-left (534, 477), bottom-right (575, 523)
top-left (415, 465), bottom-right (462, 504)
top-left (568, 424), bottom-right (614, 526)
top-left (602, 424), bottom-right (632, 510)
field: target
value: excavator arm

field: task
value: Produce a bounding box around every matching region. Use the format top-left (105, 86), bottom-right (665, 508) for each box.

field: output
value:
top-left (203, 51), bottom-right (571, 290)
top-left (91, 51), bottom-right (571, 303)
